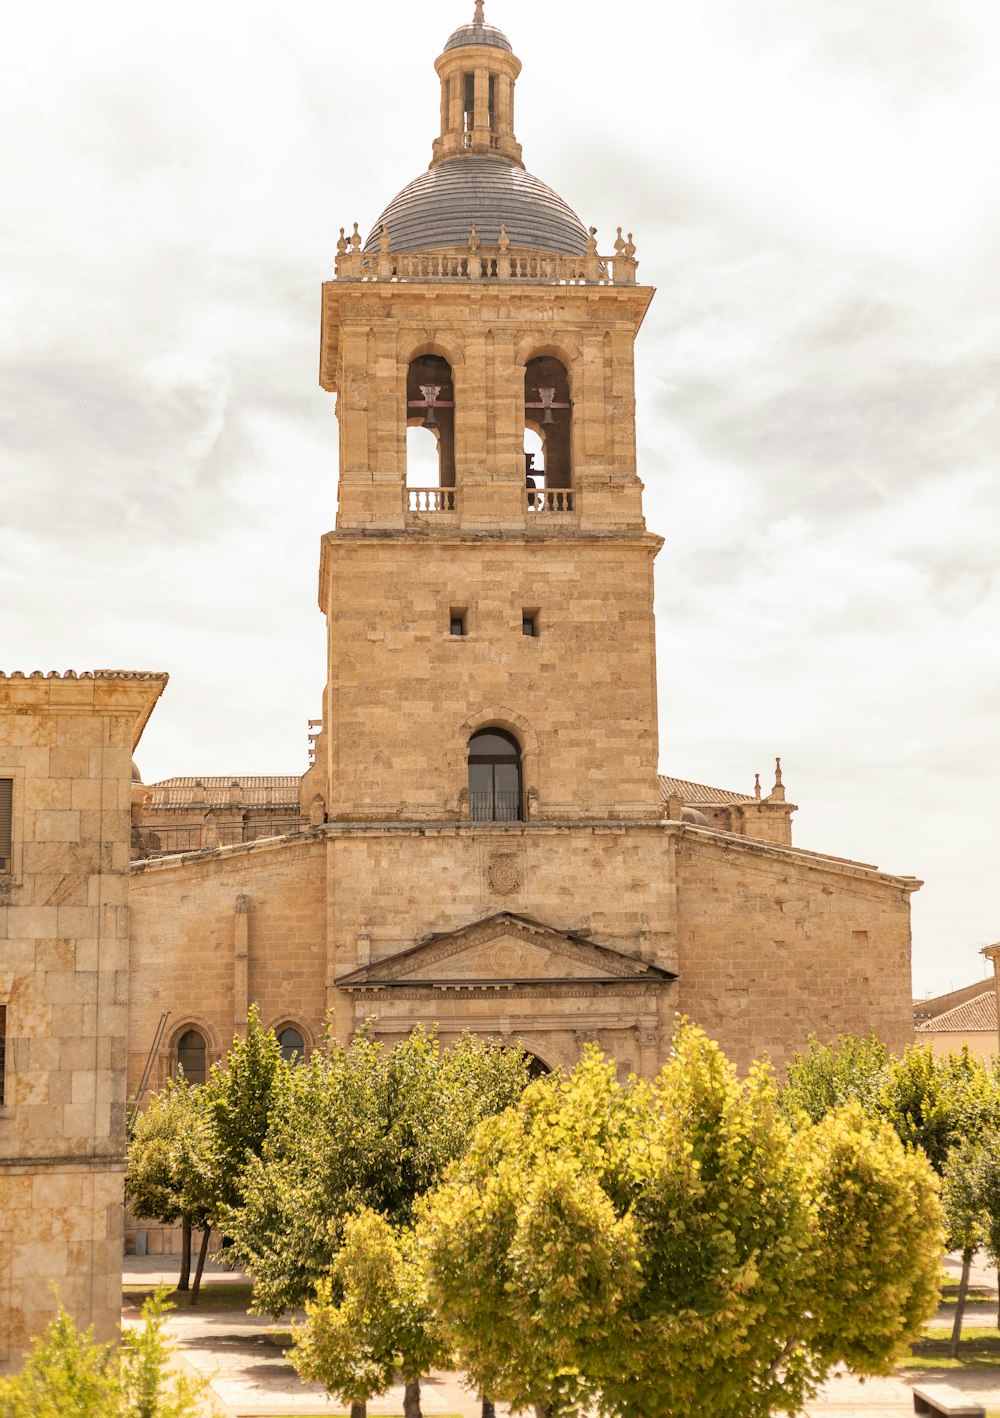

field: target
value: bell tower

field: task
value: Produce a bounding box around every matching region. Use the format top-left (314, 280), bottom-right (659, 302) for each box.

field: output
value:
top-left (317, 5), bottom-right (662, 826)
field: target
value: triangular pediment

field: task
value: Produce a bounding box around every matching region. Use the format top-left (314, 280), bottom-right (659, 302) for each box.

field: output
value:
top-left (336, 912), bottom-right (676, 989)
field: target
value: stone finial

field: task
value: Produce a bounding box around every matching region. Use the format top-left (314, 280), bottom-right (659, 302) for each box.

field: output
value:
top-left (768, 757), bottom-right (786, 803)
top-left (468, 222), bottom-right (481, 252)
top-left (498, 223), bottom-right (510, 251)
top-left (379, 223), bottom-right (391, 253)
top-left (624, 232), bottom-right (636, 259)
top-left (474, 0), bottom-right (485, 22)
top-left (350, 222), bottom-right (362, 251)
top-left (336, 227), bottom-right (348, 255)
top-left (614, 226), bottom-right (626, 256)
top-left (586, 225), bottom-right (598, 254)
top-left (754, 773), bottom-right (761, 801)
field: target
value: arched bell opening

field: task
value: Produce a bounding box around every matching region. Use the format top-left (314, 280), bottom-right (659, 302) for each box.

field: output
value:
top-left (524, 357), bottom-right (571, 489)
top-left (406, 355), bottom-right (456, 489)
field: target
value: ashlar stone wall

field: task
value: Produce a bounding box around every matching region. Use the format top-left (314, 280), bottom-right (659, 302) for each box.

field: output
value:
top-left (0, 669), bottom-right (165, 1373)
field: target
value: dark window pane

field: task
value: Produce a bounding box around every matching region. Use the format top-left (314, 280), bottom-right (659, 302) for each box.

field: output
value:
top-left (278, 1027), bottom-right (304, 1065)
top-left (469, 731), bottom-right (518, 759)
top-left (177, 1029), bottom-right (206, 1086)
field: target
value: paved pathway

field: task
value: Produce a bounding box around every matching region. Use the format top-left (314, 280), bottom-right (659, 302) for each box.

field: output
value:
top-left (123, 1253), bottom-right (1000, 1418)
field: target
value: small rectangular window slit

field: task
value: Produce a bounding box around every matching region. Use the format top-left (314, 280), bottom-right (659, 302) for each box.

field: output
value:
top-left (522, 610), bottom-right (539, 638)
top-left (0, 1004), bottom-right (7, 1107)
top-left (450, 609), bottom-right (467, 637)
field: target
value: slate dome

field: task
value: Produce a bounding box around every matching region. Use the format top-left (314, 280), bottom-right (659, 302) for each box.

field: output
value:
top-left (443, 19), bottom-right (513, 52)
top-left (364, 155), bottom-right (589, 257)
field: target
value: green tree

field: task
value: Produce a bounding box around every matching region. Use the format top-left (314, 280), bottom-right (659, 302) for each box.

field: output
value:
top-left (882, 1044), bottom-right (999, 1175)
top-left (941, 1136), bottom-right (987, 1356)
top-left (186, 1005), bottom-right (289, 1300)
top-left (289, 1209), bottom-right (450, 1418)
top-left (227, 1026), bottom-right (528, 1315)
top-left (419, 1024), bottom-right (943, 1418)
top-left (0, 1290), bottom-right (203, 1417)
top-left (781, 1033), bottom-right (889, 1123)
top-left (124, 1079), bottom-right (212, 1294)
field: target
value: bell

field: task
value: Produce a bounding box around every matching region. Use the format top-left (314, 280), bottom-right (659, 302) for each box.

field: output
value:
top-left (541, 406), bottom-right (555, 427)
top-left (422, 407), bottom-right (438, 428)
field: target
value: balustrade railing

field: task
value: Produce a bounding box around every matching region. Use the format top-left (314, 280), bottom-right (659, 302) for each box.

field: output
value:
top-left (134, 818), bottom-right (305, 858)
top-left (526, 488), bottom-right (575, 513)
top-left (334, 243), bottom-right (638, 286)
top-left (406, 487), bottom-right (457, 513)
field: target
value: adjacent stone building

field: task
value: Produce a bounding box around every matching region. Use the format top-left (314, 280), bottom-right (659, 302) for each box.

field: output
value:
top-left (125, 3), bottom-right (921, 1207)
top-left (0, 669), bottom-right (165, 1371)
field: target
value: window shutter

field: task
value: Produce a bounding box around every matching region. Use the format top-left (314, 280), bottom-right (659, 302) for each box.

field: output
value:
top-left (0, 779), bottom-right (11, 869)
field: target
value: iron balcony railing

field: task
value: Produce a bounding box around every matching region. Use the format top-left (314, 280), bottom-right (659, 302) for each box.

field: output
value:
top-left (470, 791), bottom-right (522, 823)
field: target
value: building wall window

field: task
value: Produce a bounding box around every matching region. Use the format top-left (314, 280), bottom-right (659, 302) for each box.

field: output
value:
top-left (0, 778), bottom-right (12, 872)
top-left (468, 729), bottom-right (522, 822)
top-left (176, 1029), bottom-right (207, 1085)
top-left (278, 1027), bottom-right (305, 1065)
top-left (0, 1004), bottom-right (7, 1106)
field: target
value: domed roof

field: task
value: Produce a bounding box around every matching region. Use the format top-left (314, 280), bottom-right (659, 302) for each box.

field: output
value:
top-left (364, 155), bottom-right (588, 256)
top-left (443, 19), bottom-right (512, 52)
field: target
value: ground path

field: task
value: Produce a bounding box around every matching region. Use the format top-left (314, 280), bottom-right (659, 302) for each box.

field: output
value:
top-left (123, 1253), bottom-right (1000, 1418)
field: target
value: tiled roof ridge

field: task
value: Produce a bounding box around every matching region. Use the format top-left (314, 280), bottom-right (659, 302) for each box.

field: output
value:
top-left (916, 990), bottom-right (997, 1034)
top-left (0, 669), bottom-right (169, 681)
top-left (150, 775), bottom-right (301, 788)
top-left (658, 774), bottom-right (757, 806)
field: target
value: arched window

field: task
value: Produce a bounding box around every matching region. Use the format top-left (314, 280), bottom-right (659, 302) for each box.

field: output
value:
top-left (176, 1029), bottom-right (207, 1085)
top-left (525, 1052), bottom-right (551, 1080)
top-left (406, 354), bottom-right (455, 492)
top-left (468, 729), bottom-right (522, 822)
top-left (525, 356), bottom-right (571, 490)
top-left (278, 1026), bottom-right (305, 1066)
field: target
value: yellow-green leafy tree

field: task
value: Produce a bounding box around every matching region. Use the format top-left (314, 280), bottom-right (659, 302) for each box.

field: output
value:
top-left (419, 1023), bottom-right (943, 1418)
top-left (289, 1209), bottom-right (449, 1418)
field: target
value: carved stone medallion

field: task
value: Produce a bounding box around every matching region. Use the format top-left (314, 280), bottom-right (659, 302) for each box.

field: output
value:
top-left (487, 852), bottom-right (520, 895)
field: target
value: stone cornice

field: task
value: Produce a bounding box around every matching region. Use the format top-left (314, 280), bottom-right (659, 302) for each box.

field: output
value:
top-left (0, 670), bottom-right (168, 750)
top-left (129, 815), bottom-right (919, 892)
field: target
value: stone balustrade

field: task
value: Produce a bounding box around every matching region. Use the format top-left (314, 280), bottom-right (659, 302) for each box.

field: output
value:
top-left (335, 243), bottom-right (638, 286)
top-left (407, 487), bottom-right (458, 514)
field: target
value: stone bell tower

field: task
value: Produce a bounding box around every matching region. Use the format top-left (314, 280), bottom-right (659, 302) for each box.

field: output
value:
top-left (317, 3), bottom-right (662, 828)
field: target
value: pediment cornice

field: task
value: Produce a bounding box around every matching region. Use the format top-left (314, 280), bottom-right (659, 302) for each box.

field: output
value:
top-left (336, 912), bottom-right (676, 990)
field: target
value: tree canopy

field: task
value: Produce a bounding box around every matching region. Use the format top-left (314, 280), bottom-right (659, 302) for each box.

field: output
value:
top-left (419, 1023), bottom-right (943, 1418)
top-left (226, 1025), bottom-right (529, 1315)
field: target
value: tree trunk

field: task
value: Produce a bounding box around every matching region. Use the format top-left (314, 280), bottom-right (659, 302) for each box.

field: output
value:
top-left (350, 1404), bottom-right (366, 1418)
top-left (949, 1247), bottom-right (973, 1358)
top-left (178, 1215), bottom-right (192, 1291)
top-left (481, 1399), bottom-right (496, 1418)
top-left (403, 1378), bottom-right (421, 1418)
top-left (190, 1225), bottom-right (212, 1305)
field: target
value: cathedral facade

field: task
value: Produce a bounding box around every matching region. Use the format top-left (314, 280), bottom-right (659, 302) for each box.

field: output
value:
top-left (126, 6), bottom-right (919, 1136)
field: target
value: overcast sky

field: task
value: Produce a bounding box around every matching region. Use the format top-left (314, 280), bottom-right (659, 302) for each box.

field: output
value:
top-left (3, 0), bottom-right (998, 997)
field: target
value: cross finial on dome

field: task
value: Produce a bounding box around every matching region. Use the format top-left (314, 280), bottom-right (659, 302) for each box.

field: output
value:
top-left (474, 0), bottom-right (485, 23)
